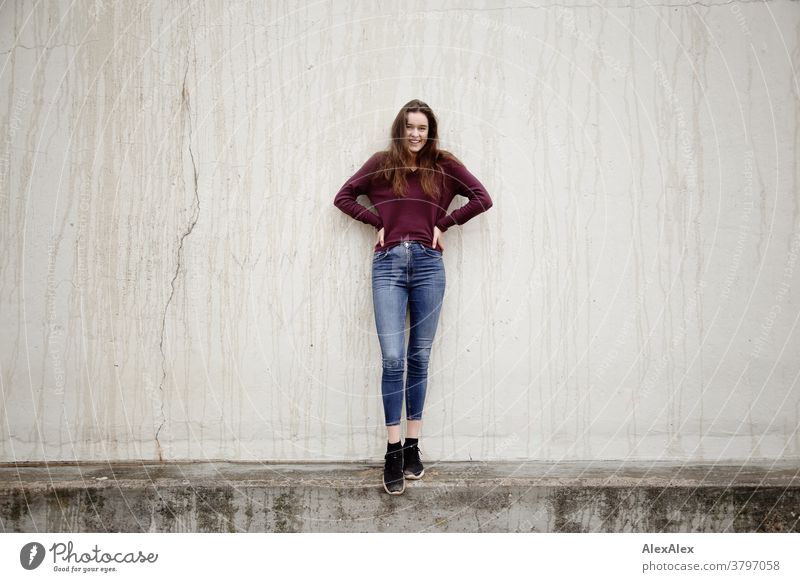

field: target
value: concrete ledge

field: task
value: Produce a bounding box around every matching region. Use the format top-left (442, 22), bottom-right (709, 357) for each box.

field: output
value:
top-left (1, 461), bottom-right (798, 532)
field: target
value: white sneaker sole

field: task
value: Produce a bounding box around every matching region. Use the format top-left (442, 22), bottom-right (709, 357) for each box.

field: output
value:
top-left (403, 469), bottom-right (424, 480)
top-left (383, 479), bottom-right (405, 495)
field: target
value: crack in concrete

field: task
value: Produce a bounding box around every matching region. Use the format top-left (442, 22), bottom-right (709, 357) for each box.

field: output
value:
top-left (0, 40), bottom-right (103, 55)
top-left (155, 42), bottom-right (200, 462)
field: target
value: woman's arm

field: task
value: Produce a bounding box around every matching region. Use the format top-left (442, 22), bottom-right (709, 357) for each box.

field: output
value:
top-left (333, 152), bottom-right (384, 230)
top-left (435, 160), bottom-right (493, 232)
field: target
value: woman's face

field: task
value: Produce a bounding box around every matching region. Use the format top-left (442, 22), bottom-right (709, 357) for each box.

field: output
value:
top-left (404, 111), bottom-right (429, 157)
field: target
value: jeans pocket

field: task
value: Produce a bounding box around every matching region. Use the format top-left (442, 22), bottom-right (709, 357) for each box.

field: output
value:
top-left (373, 248), bottom-right (391, 261)
top-left (421, 246), bottom-right (443, 259)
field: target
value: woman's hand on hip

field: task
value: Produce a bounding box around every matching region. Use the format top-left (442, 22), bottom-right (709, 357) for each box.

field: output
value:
top-left (432, 226), bottom-right (444, 250)
top-left (376, 227), bottom-right (385, 247)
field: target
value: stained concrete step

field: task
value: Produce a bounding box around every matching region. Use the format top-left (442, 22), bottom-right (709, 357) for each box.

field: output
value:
top-left (1, 460), bottom-right (798, 532)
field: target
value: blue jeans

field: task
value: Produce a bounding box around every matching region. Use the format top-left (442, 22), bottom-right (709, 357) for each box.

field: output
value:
top-left (371, 241), bottom-right (446, 426)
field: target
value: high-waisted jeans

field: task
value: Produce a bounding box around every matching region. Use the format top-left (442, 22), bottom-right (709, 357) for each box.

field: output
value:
top-left (372, 241), bottom-right (446, 426)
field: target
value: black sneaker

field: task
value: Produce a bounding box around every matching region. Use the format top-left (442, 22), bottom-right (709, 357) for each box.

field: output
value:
top-left (403, 442), bottom-right (424, 479)
top-left (383, 448), bottom-right (405, 494)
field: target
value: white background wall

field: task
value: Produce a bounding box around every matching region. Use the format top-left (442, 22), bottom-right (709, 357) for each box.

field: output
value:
top-left (1, 0), bottom-right (798, 463)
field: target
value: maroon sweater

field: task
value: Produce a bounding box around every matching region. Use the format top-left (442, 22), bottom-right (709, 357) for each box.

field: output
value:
top-left (333, 151), bottom-right (493, 253)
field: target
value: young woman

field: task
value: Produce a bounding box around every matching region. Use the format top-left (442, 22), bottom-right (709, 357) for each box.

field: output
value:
top-left (333, 99), bottom-right (493, 495)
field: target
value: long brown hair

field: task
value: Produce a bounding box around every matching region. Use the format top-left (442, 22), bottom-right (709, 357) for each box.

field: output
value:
top-left (376, 99), bottom-right (462, 199)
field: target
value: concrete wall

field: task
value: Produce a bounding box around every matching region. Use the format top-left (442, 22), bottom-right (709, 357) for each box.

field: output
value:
top-left (1, 0), bottom-right (798, 463)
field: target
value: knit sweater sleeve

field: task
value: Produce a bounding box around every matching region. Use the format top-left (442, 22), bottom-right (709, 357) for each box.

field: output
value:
top-left (435, 160), bottom-right (493, 232)
top-left (333, 152), bottom-right (384, 230)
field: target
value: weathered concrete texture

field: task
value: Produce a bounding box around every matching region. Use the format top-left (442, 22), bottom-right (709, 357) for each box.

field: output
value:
top-left (1, 461), bottom-right (798, 533)
top-left (3, 1), bottom-right (800, 464)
